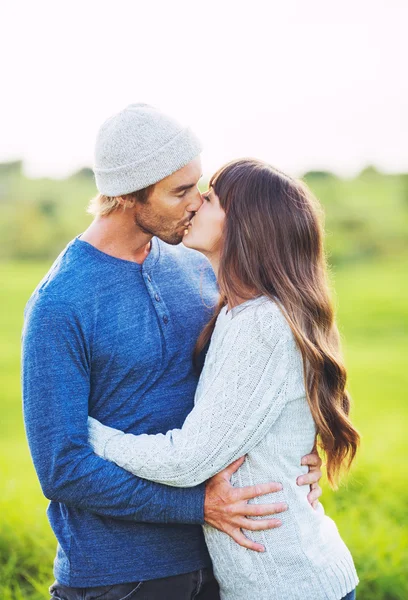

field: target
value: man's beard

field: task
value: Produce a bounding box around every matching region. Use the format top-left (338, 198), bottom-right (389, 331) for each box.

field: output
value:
top-left (134, 211), bottom-right (184, 245)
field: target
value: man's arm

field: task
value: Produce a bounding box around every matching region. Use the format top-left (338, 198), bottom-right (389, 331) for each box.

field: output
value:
top-left (23, 295), bottom-right (319, 546)
top-left (22, 296), bottom-right (205, 524)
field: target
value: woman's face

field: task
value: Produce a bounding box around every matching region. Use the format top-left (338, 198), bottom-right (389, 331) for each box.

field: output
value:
top-left (182, 187), bottom-right (225, 254)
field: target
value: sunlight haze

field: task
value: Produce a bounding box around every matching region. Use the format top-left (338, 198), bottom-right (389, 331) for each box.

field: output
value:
top-left (1, 0), bottom-right (407, 179)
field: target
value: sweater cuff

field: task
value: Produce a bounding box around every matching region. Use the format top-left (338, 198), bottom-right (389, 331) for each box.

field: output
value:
top-left (88, 417), bottom-right (124, 458)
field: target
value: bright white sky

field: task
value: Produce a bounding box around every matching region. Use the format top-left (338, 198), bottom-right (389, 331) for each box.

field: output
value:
top-left (1, 0), bottom-right (407, 179)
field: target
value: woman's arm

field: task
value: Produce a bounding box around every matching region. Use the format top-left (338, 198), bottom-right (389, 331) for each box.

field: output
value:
top-left (88, 304), bottom-right (293, 487)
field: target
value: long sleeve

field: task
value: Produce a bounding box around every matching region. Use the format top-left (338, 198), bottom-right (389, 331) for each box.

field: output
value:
top-left (88, 302), bottom-right (293, 487)
top-left (22, 296), bottom-right (205, 524)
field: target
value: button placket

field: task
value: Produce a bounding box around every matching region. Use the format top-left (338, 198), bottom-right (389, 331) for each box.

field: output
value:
top-left (143, 271), bottom-right (170, 327)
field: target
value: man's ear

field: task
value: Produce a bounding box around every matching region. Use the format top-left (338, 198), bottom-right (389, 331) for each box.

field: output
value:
top-left (117, 195), bottom-right (135, 210)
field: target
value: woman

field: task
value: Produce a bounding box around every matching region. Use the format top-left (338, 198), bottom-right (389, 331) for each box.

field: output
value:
top-left (88, 159), bottom-right (360, 600)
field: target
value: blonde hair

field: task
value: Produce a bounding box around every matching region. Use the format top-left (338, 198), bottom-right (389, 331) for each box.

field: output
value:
top-left (87, 186), bottom-right (154, 217)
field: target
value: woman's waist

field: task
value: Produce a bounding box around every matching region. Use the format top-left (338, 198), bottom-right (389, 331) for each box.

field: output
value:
top-left (203, 510), bottom-right (352, 574)
top-left (202, 522), bottom-right (357, 600)
top-left (230, 446), bottom-right (315, 494)
top-left (229, 454), bottom-right (333, 536)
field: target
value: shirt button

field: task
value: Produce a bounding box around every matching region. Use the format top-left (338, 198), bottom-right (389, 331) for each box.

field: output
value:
top-left (154, 293), bottom-right (160, 302)
top-left (163, 315), bottom-right (169, 324)
top-left (146, 274), bottom-right (152, 282)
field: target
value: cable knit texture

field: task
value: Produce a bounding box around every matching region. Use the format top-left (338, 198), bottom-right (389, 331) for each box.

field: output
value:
top-left (88, 296), bottom-right (358, 600)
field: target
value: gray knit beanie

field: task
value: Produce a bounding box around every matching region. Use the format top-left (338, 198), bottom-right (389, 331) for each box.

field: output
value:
top-left (93, 103), bottom-right (202, 196)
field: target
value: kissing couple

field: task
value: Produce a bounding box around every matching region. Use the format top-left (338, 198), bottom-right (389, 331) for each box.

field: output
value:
top-left (23, 104), bottom-right (359, 600)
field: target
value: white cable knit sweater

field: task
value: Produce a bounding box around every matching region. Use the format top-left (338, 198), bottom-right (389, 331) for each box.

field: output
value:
top-left (88, 296), bottom-right (358, 600)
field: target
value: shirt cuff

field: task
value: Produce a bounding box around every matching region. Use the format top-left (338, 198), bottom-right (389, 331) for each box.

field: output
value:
top-left (128, 480), bottom-right (207, 525)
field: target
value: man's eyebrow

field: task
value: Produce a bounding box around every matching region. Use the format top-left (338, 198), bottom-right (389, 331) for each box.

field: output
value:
top-left (171, 174), bottom-right (203, 194)
top-left (171, 183), bottom-right (196, 193)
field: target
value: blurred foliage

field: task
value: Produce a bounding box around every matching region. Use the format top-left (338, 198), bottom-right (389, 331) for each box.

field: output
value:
top-left (0, 162), bottom-right (407, 598)
top-left (0, 162), bottom-right (96, 260)
top-left (302, 168), bottom-right (408, 264)
top-left (0, 161), bottom-right (407, 264)
top-left (1, 258), bottom-right (407, 599)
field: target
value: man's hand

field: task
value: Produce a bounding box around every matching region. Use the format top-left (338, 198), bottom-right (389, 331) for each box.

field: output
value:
top-left (297, 450), bottom-right (323, 509)
top-left (204, 457), bottom-right (287, 552)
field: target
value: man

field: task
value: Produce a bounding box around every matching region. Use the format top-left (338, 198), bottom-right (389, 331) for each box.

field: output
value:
top-left (22, 104), bottom-right (322, 600)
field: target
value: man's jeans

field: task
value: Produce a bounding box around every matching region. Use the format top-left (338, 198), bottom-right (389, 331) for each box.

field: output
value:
top-left (49, 567), bottom-right (220, 600)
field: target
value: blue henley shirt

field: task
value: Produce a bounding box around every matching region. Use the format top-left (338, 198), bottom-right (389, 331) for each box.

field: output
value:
top-left (21, 236), bottom-right (218, 587)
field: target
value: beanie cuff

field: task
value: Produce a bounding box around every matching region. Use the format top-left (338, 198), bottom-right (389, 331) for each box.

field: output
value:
top-left (94, 127), bottom-right (202, 196)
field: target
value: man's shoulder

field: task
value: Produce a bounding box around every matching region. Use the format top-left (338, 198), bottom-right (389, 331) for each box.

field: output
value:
top-left (25, 239), bottom-right (96, 312)
top-left (157, 240), bottom-right (215, 273)
top-left (155, 240), bottom-right (218, 309)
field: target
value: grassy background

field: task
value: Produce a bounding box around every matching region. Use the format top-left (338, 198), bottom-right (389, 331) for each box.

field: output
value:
top-left (1, 164), bottom-right (407, 598)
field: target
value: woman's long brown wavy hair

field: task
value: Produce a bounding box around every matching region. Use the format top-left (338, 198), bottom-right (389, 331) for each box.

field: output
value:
top-left (195, 158), bottom-right (360, 487)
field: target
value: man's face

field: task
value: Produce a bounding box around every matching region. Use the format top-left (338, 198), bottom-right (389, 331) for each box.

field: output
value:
top-left (133, 157), bottom-right (204, 245)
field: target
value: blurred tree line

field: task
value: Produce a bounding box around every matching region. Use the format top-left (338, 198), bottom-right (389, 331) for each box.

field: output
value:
top-left (0, 160), bottom-right (407, 264)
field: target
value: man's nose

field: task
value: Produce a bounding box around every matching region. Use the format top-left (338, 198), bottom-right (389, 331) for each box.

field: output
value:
top-left (187, 191), bottom-right (203, 213)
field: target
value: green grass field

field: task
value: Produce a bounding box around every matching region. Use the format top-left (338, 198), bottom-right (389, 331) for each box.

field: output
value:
top-left (0, 257), bottom-right (407, 599)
